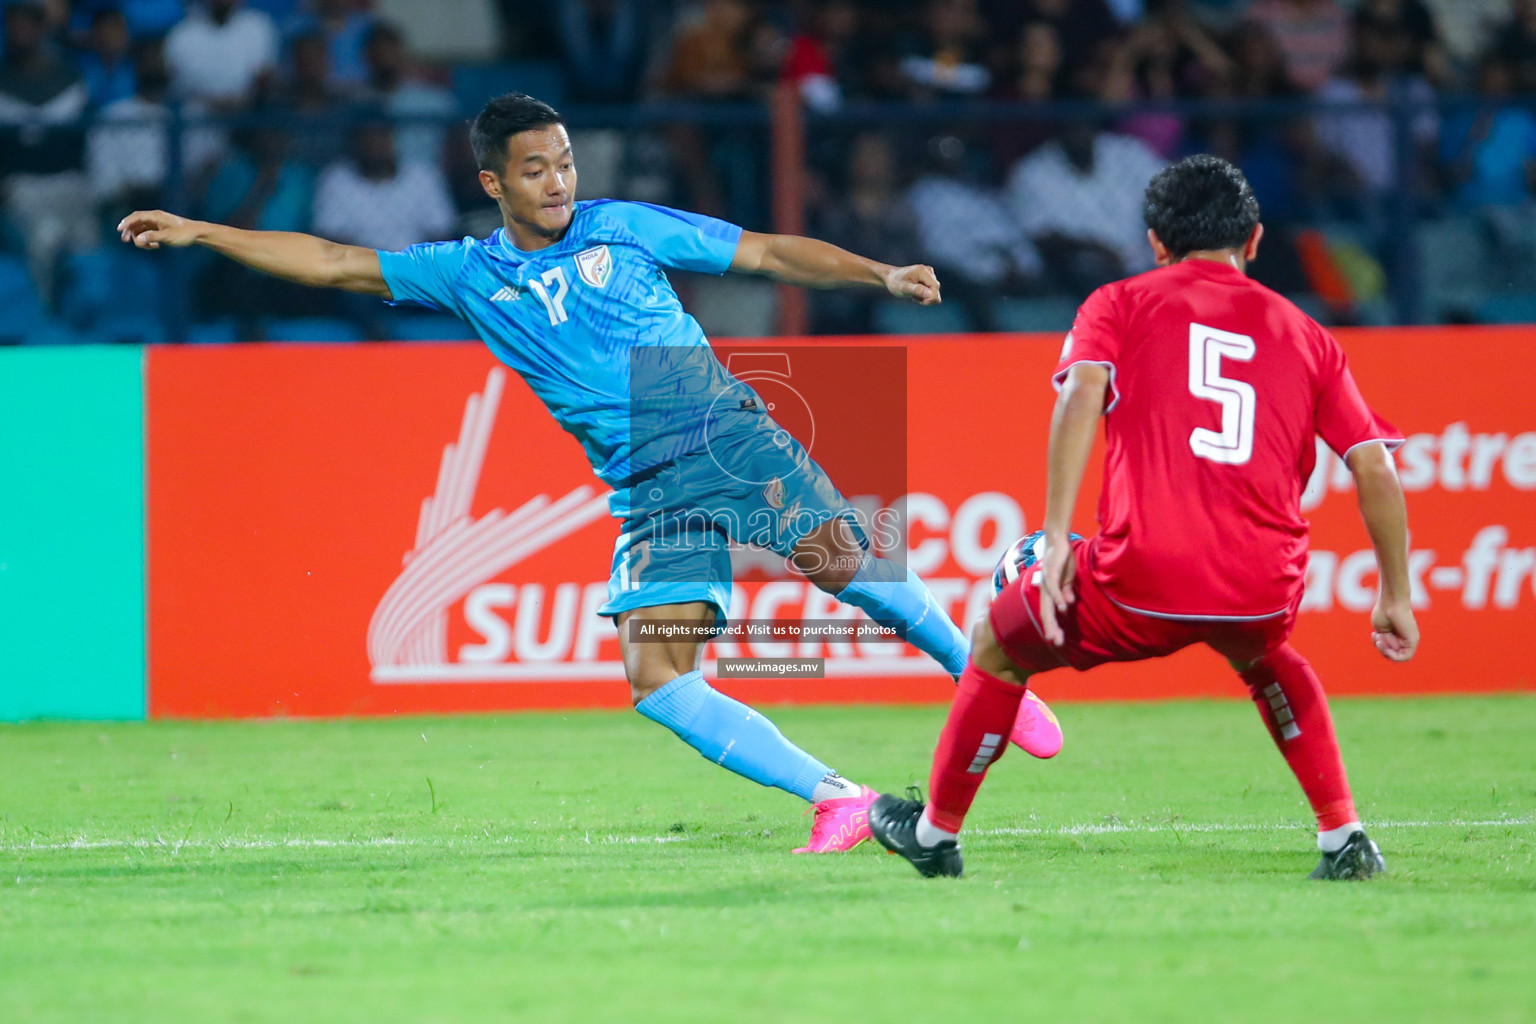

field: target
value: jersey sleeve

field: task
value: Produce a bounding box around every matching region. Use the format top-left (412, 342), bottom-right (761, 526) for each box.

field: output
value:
top-left (608, 201), bottom-right (743, 274)
top-left (1313, 327), bottom-right (1403, 458)
top-left (1053, 284), bottom-right (1123, 411)
top-left (376, 239), bottom-right (472, 313)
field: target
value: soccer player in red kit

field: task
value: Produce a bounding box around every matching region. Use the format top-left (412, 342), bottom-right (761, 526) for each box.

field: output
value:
top-left (870, 155), bottom-right (1420, 880)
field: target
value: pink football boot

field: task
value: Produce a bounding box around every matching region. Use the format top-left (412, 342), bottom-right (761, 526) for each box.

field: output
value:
top-left (793, 785), bottom-right (878, 853)
top-left (1010, 689), bottom-right (1064, 758)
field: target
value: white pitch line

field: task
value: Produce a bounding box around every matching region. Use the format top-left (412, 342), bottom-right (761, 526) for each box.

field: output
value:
top-left (0, 834), bottom-right (687, 853)
top-left (1, 818), bottom-right (1528, 854)
top-left (972, 816), bottom-right (1535, 838)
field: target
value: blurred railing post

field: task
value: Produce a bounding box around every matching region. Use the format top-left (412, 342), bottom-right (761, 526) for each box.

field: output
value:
top-left (162, 103), bottom-right (191, 343)
top-left (769, 82), bottom-right (807, 336)
top-left (1388, 89), bottom-right (1422, 326)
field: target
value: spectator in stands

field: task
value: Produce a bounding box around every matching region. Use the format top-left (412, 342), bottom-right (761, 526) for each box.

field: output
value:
top-left (1245, 0), bottom-right (1348, 93)
top-left (1425, 0), bottom-right (1509, 71)
top-left (196, 123), bottom-right (319, 329)
top-left (557, 0), bottom-right (649, 104)
top-left (898, 0), bottom-right (991, 99)
top-left (1095, 11), bottom-right (1231, 157)
top-left (1441, 55), bottom-right (1536, 210)
top-left (1218, 21), bottom-right (1298, 98)
top-left (908, 134), bottom-right (1041, 331)
top-left (742, 16), bottom-right (789, 98)
top-left (1493, 0), bottom-right (1536, 96)
top-left (1005, 119), bottom-right (1164, 292)
top-left (78, 7), bottom-right (136, 109)
top-left (165, 0), bottom-right (278, 110)
top-left (1006, 0), bottom-right (1121, 96)
top-left (89, 40), bottom-right (181, 220)
top-left (312, 112), bottom-right (454, 336)
top-left (312, 112), bottom-right (454, 253)
top-left (276, 30), bottom-right (347, 168)
top-left (655, 0), bottom-right (755, 220)
top-left (287, 0), bottom-right (374, 92)
top-left (0, 0), bottom-right (93, 304)
top-left (989, 21), bottom-right (1065, 168)
top-left (999, 19), bottom-right (1066, 102)
top-left (808, 132), bottom-right (921, 332)
top-left (657, 0), bottom-right (753, 99)
top-left (1314, 19), bottom-right (1437, 197)
top-left (68, 0), bottom-right (185, 43)
top-left (362, 22), bottom-right (454, 166)
top-left (1353, 0), bottom-right (1448, 85)
top-left (782, 0), bottom-right (859, 111)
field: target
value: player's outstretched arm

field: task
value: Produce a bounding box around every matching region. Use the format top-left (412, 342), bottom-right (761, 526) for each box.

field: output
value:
top-left (1038, 362), bottom-right (1109, 645)
top-left (1348, 441), bottom-right (1419, 662)
top-left (118, 210), bottom-right (391, 297)
top-left (729, 230), bottom-right (940, 305)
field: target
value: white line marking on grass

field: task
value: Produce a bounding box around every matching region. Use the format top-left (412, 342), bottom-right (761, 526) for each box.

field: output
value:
top-left (2, 817), bottom-right (1527, 854)
top-left (0, 833), bottom-right (691, 853)
top-left (972, 816), bottom-right (1535, 838)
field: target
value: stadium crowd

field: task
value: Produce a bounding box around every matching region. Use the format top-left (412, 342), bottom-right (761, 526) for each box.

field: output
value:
top-left (2, 0), bottom-right (1535, 340)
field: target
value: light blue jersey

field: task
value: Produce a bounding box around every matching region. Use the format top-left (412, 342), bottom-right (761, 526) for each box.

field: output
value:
top-left (377, 199), bottom-right (757, 485)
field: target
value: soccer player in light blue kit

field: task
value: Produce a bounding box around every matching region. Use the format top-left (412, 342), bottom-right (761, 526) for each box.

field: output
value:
top-left (118, 92), bottom-right (1062, 852)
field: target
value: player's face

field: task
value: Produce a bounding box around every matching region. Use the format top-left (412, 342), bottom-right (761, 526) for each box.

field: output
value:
top-left (484, 125), bottom-right (577, 241)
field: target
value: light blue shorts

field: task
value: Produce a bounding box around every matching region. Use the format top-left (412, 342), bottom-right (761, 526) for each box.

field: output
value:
top-left (597, 423), bottom-right (862, 622)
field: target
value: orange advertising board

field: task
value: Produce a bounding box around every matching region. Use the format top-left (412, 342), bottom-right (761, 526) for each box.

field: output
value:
top-left (145, 330), bottom-right (1535, 718)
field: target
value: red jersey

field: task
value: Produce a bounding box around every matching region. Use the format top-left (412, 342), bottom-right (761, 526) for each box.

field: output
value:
top-left (1055, 258), bottom-right (1400, 619)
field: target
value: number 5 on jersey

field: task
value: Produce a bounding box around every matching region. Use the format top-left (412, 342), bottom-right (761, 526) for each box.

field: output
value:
top-left (1188, 323), bottom-right (1256, 465)
top-left (528, 266), bottom-right (570, 326)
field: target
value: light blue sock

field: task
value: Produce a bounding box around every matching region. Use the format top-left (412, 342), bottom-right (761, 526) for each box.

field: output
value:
top-left (838, 554), bottom-right (971, 679)
top-left (634, 671), bottom-right (830, 802)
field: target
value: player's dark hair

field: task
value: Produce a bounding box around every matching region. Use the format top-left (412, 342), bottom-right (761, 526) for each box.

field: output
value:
top-left (470, 92), bottom-right (565, 174)
top-left (1142, 155), bottom-right (1260, 257)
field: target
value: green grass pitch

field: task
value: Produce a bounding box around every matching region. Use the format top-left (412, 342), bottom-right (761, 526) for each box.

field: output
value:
top-left (2, 695), bottom-right (1533, 1023)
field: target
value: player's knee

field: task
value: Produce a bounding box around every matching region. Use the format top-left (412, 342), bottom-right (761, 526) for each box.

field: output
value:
top-left (969, 616), bottom-right (1027, 685)
top-left (625, 656), bottom-right (699, 706)
top-left (803, 555), bottom-right (858, 593)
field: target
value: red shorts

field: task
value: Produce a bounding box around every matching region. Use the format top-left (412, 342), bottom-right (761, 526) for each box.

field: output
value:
top-left (988, 540), bottom-right (1297, 675)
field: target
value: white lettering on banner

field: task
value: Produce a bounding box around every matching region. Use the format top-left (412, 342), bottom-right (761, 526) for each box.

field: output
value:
top-left (571, 582), bottom-right (614, 661)
top-left (950, 492), bottom-right (1025, 575)
top-left (513, 583), bottom-right (581, 662)
top-left (1304, 524), bottom-right (1536, 612)
top-left (903, 492), bottom-right (949, 575)
top-left (1303, 422), bottom-right (1536, 511)
top-left (459, 584), bottom-right (514, 662)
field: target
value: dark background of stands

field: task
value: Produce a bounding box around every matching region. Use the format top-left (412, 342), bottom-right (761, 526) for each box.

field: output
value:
top-left (3, 0), bottom-right (1536, 343)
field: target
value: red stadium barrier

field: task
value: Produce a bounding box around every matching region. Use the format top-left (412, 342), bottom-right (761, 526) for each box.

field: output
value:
top-left (144, 330), bottom-right (1536, 718)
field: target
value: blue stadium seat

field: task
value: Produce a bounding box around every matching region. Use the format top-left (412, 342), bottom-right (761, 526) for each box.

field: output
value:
top-left (260, 317), bottom-right (366, 342)
top-left (60, 248), bottom-right (166, 334)
top-left (1475, 292), bottom-right (1536, 325)
top-left (386, 313), bottom-right (477, 341)
top-left (872, 301), bottom-right (969, 335)
top-left (0, 255), bottom-right (43, 342)
top-left (453, 61), bottom-right (565, 115)
top-left (20, 320), bottom-right (97, 346)
top-left (185, 320), bottom-right (241, 345)
top-left (996, 297), bottom-right (1079, 333)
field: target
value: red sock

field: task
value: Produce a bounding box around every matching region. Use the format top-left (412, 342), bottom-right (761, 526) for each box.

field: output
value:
top-left (926, 661), bottom-right (1028, 833)
top-left (1238, 644), bottom-right (1358, 831)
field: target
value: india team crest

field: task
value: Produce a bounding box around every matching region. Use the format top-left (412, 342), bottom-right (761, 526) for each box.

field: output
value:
top-left (575, 245), bottom-right (613, 288)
